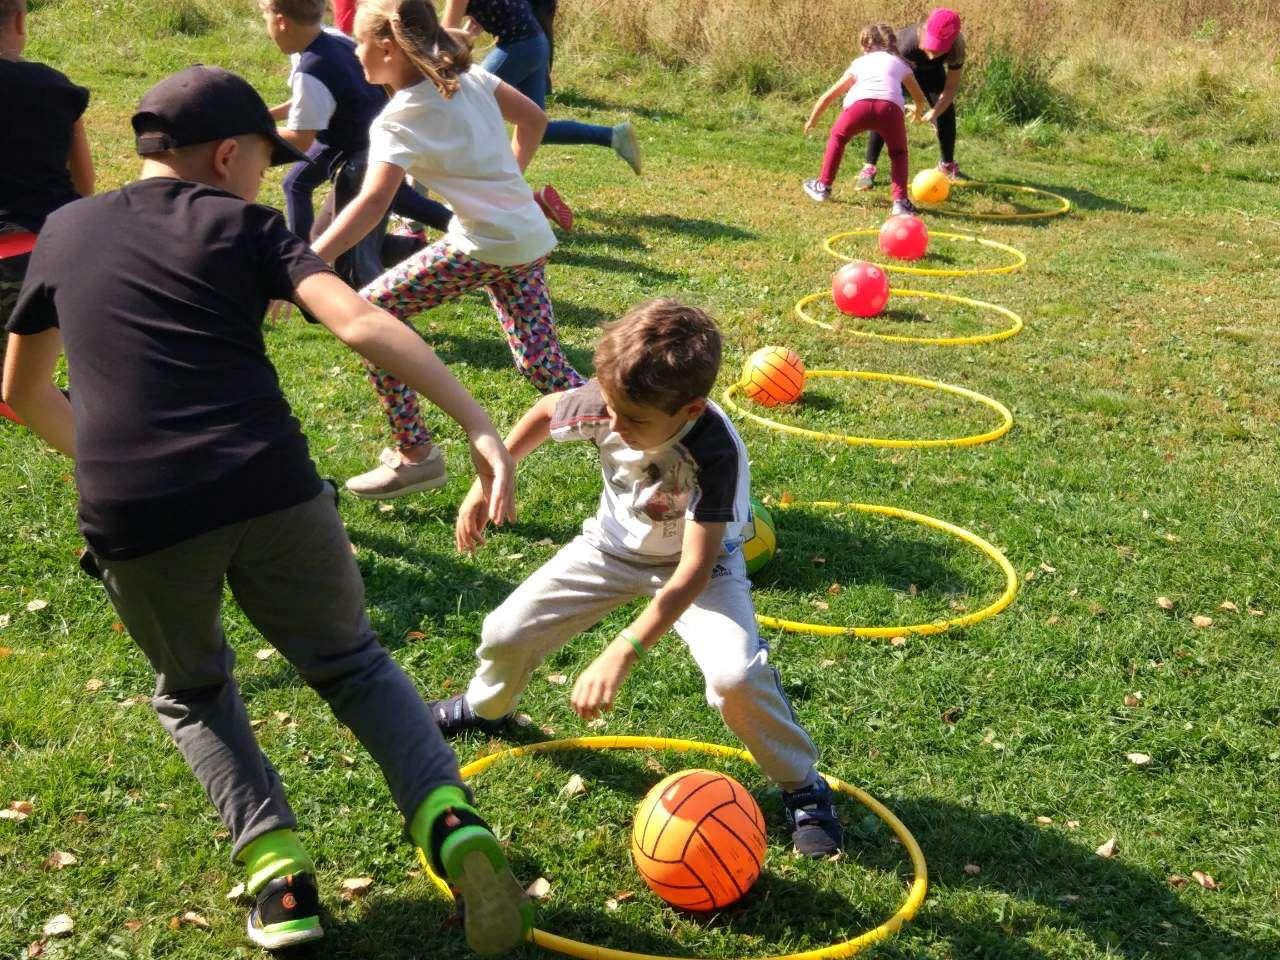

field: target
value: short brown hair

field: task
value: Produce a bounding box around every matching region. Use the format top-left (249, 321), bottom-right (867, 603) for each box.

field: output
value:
top-left (263, 0), bottom-right (326, 25)
top-left (0, 0), bottom-right (26, 26)
top-left (594, 299), bottom-right (722, 414)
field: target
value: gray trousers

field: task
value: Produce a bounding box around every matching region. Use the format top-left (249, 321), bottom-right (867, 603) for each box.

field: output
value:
top-left (96, 489), bottom-right (464, 858)
top-left (466, 538), bottom-right (821, 791)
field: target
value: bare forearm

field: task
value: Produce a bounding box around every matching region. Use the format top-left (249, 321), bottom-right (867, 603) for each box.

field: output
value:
top-left (312, 192), bottom-right (390, 263)
top-left (270, 100), bottom-right (291, 121)
top-left (502, 394), bottom-right (555, 461)
top-left (627, 571), bottom-right (712, 649)
top-left (510, 115), bottom-right (547, 171)
top-left (5, 383), bottom-right (74, 456)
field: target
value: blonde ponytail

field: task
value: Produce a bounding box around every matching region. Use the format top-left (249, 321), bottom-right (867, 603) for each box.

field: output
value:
top-left (859, 23), bottom-right (899, 56)
top-left (356, 0), bottom-right (473, 99)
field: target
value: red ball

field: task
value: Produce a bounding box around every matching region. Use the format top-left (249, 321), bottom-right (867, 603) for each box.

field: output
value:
top-left (831, 260), bottom-right (890, 318)
top-left (878, 215), bottom-right (929, 261)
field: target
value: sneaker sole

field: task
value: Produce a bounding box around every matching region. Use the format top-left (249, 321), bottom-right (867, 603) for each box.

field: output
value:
top-left (853, 182), bottom-right (875, 192)
top-left (246, 915), bottom-right (324, 951)
top-left (344, 472), bottom-right (448, 501)
top-left (444, 835), bottom-right (533, 955)
top-left (536, 188), bottom-right (574, 231)
top-left (615, 127), bottom-right (642, 176)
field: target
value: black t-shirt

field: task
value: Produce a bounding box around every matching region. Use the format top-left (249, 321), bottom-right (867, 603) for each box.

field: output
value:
top-left (6, 179), bottom-right (334, 559)
top-left (895, 24), bottom-right (966, 88)
top-left (0, 60), bottom-right (90, 233)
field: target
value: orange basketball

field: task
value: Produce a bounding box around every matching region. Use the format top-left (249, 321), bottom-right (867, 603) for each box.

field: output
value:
top-left (631, 769), bottom-right (767, 911)
top-left (741, 346), bottom-right (805, 407)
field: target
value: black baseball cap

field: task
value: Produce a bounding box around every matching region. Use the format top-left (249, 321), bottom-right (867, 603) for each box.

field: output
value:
top-left (132, 65), bottom-right (309, 166)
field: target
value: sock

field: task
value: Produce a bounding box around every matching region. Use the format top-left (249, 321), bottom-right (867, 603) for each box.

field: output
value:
top-left (408, 784), bottom-right (473, 856)
top-left (241, 828), bottom-right (315, 895)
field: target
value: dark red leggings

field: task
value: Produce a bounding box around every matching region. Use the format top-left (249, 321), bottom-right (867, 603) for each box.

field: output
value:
top-left (819, 99), bottom-right (908, 200)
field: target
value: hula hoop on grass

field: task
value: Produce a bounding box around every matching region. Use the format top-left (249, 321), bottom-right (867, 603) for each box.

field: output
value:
top-left (935, 181), bottom-right (1072, 221)
top-left (794, 289), bottom-right (1024, 346)
top-left (822, 228), bottom-right (1026, 277)
top-left (417, 735), bottom-right (928, 960)
top-left (721, 370), bottom-right (1013, 449)
top-left (754, 500), bottom-right (1019, 638)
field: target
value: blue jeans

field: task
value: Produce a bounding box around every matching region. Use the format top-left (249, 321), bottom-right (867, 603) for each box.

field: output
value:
top-left (482, 33), bottom-right (613, 148)
top-left (284, 143), bottom-right (452, 242)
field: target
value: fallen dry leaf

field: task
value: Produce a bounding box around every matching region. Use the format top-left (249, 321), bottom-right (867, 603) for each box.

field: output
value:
top-left (226, 883), bottom-right (246, 901)
top-left (779, 491), bottom-right (795, 506)
top-left (820, 658), bottom-right (837, 669)
top-left (27, 941), bottom-right (43, 958)
top-left (111, 622), bottom-right (124, 633)
top-left (0, 647), bottom-right (12, 659)
top-left (1039, 562), bottom-right (1057, 574)
top-left (535, 537), bottom-right (555, 547)
top-left (41, 851), bottom-right (77, 871)
top-left (1248, 606), bottom-right (1264, 617)
top-left (811, 599), bottom-right (830, 611)
top-left (1, 808), bottom-right (30, 822)
top-left (1066, 820), bottom-right (1081, 829)
top-left (1058, 893), bottom-right (1081, 905)
top-left (1191, 615), bottom-right (1213, 628)
top-left (0, 614), bottom-right (9, 629)
top-left (1095, 837), bottom-right (1119, 859)
top-left (513, 713), bottom-right (533, 727)
top-left (1045, 614), bottom-right (1061, 625)
top-left (341, 877), bottom-right (374, 901)
top-left (378, 503), bottom-right (394, 513)
top-left (605, 898), bottom-right (619, 911)
top-left (179, 911), bottom-right (210, 930)
top-left (963, 863), bottom-right (981, 876)
top-left (1191, 870), bottom-right (1218, 890)
top-left (546, 673), bottom-right (568, 685)
top-left (1124, 692), bottom-right (1144, 708)
top-left (1156, 596), bottom-right (1175, 611)
top-left (827, 583), bottom-right (843, 595)
top-left (613, 890), bottom-right (636, 903)
top-left (42, 915), bottom-right (74, 938)
top-left (250, 718), bottom-right (266, 730)
top-left (562, 774), bottom-right (587, 797)
top-left (908, 583), bottom-right (919, 596)
top-left (405, 631), bottom-right (427, 641)
top-left (70, 813), bottom-right (88, 825)
top-left (26, 600), bottom-right (49, 613)
top-left (123, 920), bottom-right (144, 933)
top-left (1220, 600), bottom-right (1239, 612)
top-left (84, 678), bottom-right (105, 693)
top-left (941, 706), bottom-right (962, 724)
top-left (810, 555), bottom-right (826, 566)
top-left (339, 754), bottom-right (357, 767)
top-left (889, 635), bottom-right (907, 647)
top-left (644, 757), bottom-right (664, 774)
top-left (254, 648), bottom-right (274, 661)
top-left (526, 877), bottom-right (552, 899)
top-left (587, 717), bottom-right (607, 729)
top-left (1168, 874), bottom-right (1188, 889)
top-left (1125, 752), bottom-right (1153, 767)
top-left (1035, 816), bottom-right (1053, 825)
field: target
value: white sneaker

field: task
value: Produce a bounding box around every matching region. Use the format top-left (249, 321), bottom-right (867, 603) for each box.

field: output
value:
top-left (612, 121), bottom-right (642, 175)
top-left (345, 446), bottom-right (447, 500)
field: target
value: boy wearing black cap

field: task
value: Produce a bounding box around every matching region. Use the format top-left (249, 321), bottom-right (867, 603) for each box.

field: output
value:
top-left (1, 66), bottom-right (533, 955)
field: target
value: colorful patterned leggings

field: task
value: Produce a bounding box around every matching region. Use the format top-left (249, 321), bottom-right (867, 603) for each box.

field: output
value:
top-left (360, 239), bottom-right (585, 449)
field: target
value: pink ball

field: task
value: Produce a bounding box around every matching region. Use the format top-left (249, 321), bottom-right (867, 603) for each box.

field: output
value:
top-left (831, 260), bottom-right (890, 318)
top-left (878, 215), bottom-right (929, 261)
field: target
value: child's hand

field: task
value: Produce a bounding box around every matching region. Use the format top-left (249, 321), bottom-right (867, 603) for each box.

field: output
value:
top-left (802, 118), bottom-right (816, 136)
top-left (921, 108), bottom-right (937, 124)
top-left (455, 477), bottom-right (491, 553)
top-left (468, 430), bottom-right (517, 528)
top-left (570, 639), bottom-right (636, 720)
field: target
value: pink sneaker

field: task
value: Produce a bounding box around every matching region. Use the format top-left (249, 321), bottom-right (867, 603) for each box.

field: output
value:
top-left (534, 184), bottom-right (574, 231)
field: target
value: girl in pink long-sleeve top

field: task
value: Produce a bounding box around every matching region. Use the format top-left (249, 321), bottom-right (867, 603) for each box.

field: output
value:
top-left (802, 24), bottom-right (929, 216)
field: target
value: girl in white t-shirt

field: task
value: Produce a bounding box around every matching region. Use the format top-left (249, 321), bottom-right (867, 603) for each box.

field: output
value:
top-left (313, 0), bottom-right (583, 500)
top-left (801, 24), bottom-right (930, 215)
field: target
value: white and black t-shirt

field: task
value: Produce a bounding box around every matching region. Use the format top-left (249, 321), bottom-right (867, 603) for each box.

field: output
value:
top-left (550, 380), bottom-right (751, 560)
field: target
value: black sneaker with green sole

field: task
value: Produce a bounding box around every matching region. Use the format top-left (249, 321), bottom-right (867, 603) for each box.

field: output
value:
top-left (246, 873), bottom-right (323, 950)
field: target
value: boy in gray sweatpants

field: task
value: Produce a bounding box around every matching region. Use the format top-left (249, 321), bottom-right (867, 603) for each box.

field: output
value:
top-left (444, 299), bottom-right (843, 857)
top-left (2, 66), bottom-right (531, 955)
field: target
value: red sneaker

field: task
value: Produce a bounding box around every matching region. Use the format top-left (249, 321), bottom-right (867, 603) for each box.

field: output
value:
top-left (0, 402), bottom-right (22, 425)
top-left (533, 184), bottom-right (574, 231)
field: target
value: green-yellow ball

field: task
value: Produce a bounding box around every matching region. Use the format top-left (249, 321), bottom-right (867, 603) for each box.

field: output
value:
top-left (742, 498), bottom-right (776, 575)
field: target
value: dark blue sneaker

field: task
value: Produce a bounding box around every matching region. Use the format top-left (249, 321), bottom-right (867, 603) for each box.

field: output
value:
top-left (782, 778), bottom-right (843, 858)
top-left (429, 694), bottom-right (510, 738)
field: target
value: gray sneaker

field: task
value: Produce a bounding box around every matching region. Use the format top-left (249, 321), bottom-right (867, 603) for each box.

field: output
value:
top-left (612, 120), bottom-right (642, 175)
top-left (802, 178), bottom-right (831, 202)
top-left (345, 446), bottom-right (447, 500)
top-left (891, 198), bottom-right (920, 217)
top-left (854, 163), bottom-right (877, 191)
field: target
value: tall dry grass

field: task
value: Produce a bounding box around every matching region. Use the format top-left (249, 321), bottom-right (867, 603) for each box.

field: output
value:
top-left (553, 0), bottom-right (1280, 140)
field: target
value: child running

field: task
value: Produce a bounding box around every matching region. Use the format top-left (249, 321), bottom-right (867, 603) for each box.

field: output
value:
top-left (0, 0), bottom-right (93, 422)
top-left (312, 0), bottom-right (584, 501)
top-left (2, 66), bottom-right (530, 954)
top-left (441, 300), bottom-right (845, 858)
top-left (802, 23), bottom-right (929, 215)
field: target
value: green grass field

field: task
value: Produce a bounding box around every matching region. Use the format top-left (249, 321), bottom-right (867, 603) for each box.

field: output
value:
top-left (4, 2), bottom-right (1280, 958)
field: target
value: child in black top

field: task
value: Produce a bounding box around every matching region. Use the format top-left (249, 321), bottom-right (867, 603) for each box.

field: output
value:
top-left (0, 0), bottom-right (93, 417)
top-left (2, 66), bottom-right (531, 956)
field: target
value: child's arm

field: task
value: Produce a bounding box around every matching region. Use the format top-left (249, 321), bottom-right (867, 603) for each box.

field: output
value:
top-left (2, 329), bottom-right (75, 457)
top-left (292, 271), bottom-right (517, 525)
top-left (310, 161), bottom-right (404, 264)
top-left (277, 128), bottom-right (317, 152)
top-left (455, 392), bottom-right (559, 552)
top-left (923, 67), bottom-right (962, 123)
top-left (570, 519), bottom-right (726, 720)
top-left (440, 0), bottom-right (469, 29)
top-left (67, 120), bottom-right (94, 197)
top-left (269, 99), bottom-right (292, 121)
top-left (803, 74), bottom-right (855, 135)
top-left (903, 74), bottom-right (930, 123)
top-left (492, 81), bottom-right (548, 172)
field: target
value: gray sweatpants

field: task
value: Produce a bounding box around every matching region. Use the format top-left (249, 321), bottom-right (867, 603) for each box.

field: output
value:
top-left (466, 537), bottom-right (821, 791)
top-left (96, 489), bottom-right (464, 858)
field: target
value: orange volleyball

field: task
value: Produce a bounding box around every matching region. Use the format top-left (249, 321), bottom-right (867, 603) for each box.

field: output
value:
top-left (631, 769), bottom-right (767, 911)
top-left (741, 346), bottom-right (805, 407)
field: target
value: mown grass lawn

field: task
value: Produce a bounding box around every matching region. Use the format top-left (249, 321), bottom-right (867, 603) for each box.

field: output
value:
top-left (3, 3), bottom-right (1280, 959)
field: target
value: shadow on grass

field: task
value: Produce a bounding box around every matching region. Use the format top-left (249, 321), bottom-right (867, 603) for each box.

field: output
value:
top-left (555, 248), bottom-right (681, 282)
top-left (306, 786), bottom-right (1266, 959)
top-left (931, 181), bottom-right (1147, 227)
top-left (585, 210), bottom-right (758, 242)
top-left (422, 331), bottom-right (595, 381)
top-left (549, 89), bottom-right (684, 124)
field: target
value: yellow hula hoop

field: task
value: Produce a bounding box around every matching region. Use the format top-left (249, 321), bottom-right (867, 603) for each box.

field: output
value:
top-left (721, 370), bottom-right (1013, 449)
top-left (755, 500), bottom-right (1019, 638)
top-left (416, 736), bottom-right (928, 960)
top-left (794, 289), bottom-right (1023, 347)
top-left (937, 181), bottom-right (1072, 221)
top-left (822, 229), bottom-right (1026, 278)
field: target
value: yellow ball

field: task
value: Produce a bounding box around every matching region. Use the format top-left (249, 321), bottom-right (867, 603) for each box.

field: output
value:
top-left (911, 168), bottom-right (951, 206)
top-left (741, 498), bottom-right (776, 576)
